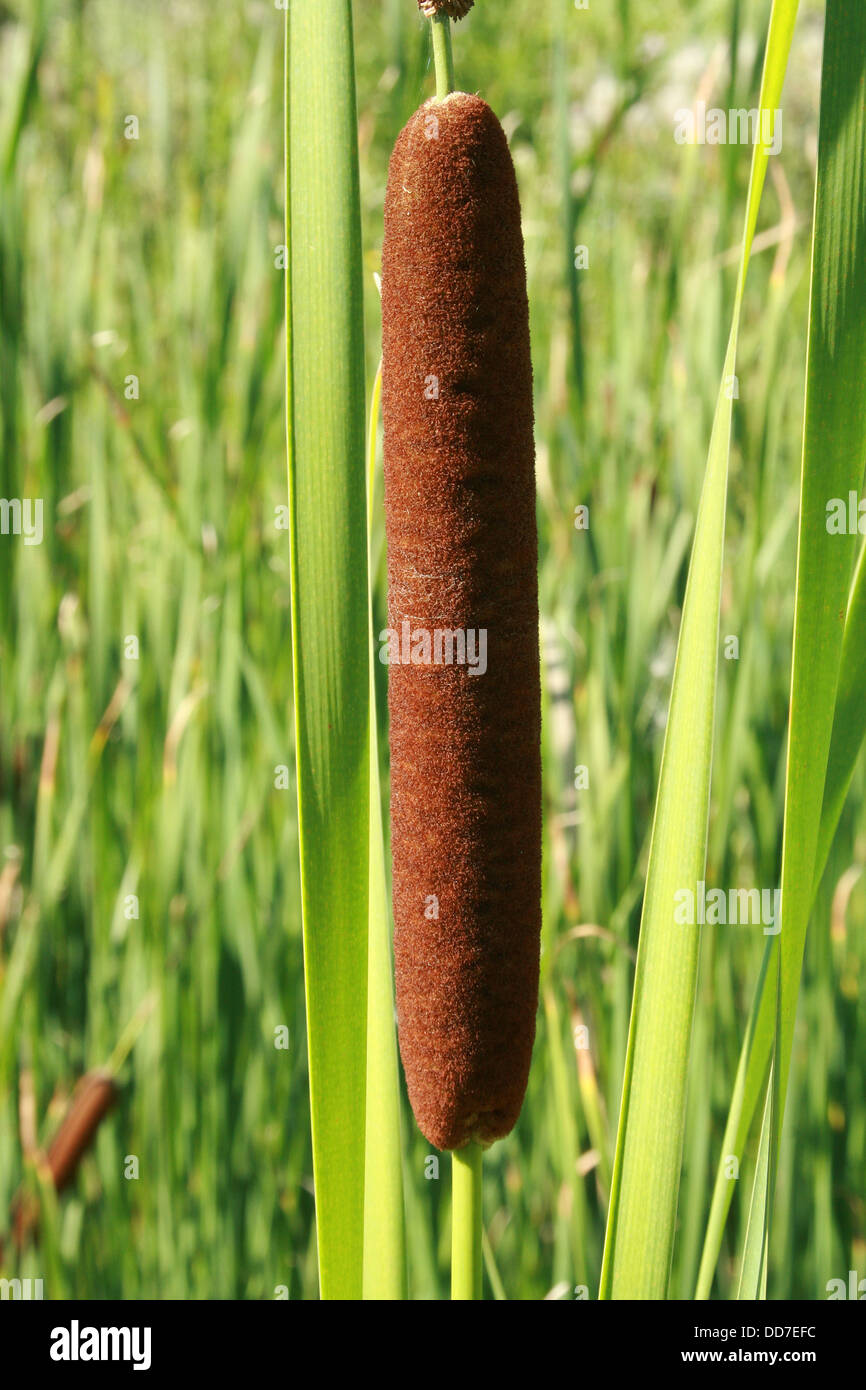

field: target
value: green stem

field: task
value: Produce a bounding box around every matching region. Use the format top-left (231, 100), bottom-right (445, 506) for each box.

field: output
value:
top-left (430, 14), bottom-right (455, 100)
top-left (451, 1142), bottom-right (483, 1299)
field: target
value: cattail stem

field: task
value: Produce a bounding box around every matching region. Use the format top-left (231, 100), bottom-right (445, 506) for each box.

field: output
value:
top-left (451, 1142), bottom-right (483, 1299)
top-left (430, 14), bottom-right (455, 100)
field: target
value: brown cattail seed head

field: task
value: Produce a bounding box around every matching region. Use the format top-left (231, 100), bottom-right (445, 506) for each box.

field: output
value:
top-left (418, 1), bottom-right (474, 19)
top-left (9, 1070), bottom-right (118, 1251)
top-left (46, 1070), bottom-right (118, 1193)
top-left (382, 94), bottom-right (541, 1151)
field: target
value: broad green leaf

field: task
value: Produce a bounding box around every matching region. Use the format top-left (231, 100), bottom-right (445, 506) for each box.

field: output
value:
top-left (773, 0), bottom-right (866, 1141)
top-left (599, 0), bottom-right (799, 1300)
top-left (287, 1), bottom-right (370, 1300)
top-left (697, 0), bottom-right (866, 1296)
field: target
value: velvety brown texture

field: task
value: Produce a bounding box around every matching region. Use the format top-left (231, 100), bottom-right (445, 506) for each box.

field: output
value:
top-left (382, 94), bottom-right (541, 1151)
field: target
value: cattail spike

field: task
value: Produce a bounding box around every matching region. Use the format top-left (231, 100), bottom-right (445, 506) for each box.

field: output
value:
top-left (382, 95), bottom-right (541, 1152)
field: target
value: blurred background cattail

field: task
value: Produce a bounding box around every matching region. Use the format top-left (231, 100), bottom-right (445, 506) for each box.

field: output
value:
top-left (8, 1071), bottom-right (118, 1252)
top-left (45, 1070), bottom-right (118, 1195)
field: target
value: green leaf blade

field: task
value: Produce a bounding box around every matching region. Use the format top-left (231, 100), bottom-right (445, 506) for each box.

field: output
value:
top-left (775, 0), bottom-right (866, 1115)
top-left (600, 0), bottom-right (799, 1300)
top-left (287, 0), bottom-right (370, 1301)
top-left (697, 0), bottom-right (866, 1295)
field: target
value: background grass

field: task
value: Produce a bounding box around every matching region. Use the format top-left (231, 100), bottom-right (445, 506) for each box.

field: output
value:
top-left (0, 0), bottom-right (863, 1300)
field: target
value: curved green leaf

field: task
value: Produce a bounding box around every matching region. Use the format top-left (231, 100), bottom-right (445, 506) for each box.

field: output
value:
top-left (600, 0), bottom-right (799, 1300)
top-left (698, 0), bottom-right (866, 1295)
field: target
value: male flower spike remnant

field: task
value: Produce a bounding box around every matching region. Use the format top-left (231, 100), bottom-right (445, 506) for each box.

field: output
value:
top-left (417, 1), bottom-right (475, 19)
top-left (382, 91), bottom-right (542, 1152)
